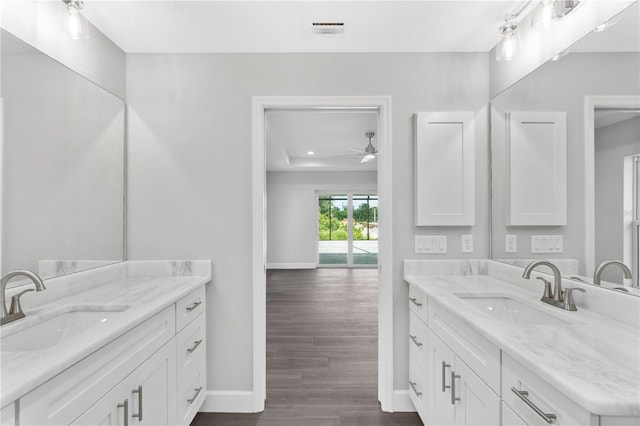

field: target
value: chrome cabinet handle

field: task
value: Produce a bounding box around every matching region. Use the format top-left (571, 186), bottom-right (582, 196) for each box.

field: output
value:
top-left (451, 371), bottom-right (460, 405)
top-left (187, 387), bottom-right (203, 404)
top-left (511, 387), bottom-right (557, 424)
top-left (187, 339), bottom-right (203, 354)
top-left (409, 381), bottom-right (422, 397)
top-left (132, 385), bottom-right (143, 420)
top-left (186, 301), bottom-right (202, 312)
top-left (409, 335), bottom-right (422, 348)
top-left (441, 362), bottom-right (451, 392)
top-left (409, 297), bottom-right (423, 307)
top-left (117, 399), bottom-right (129, 426)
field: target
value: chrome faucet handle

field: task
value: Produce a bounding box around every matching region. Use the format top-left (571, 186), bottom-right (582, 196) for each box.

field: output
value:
top-left (8, 289), bottom-right (34, 317)
top-left (536, 277), bottom-right (553, 299)
top-left (562, 287), bottom-right (585, 311)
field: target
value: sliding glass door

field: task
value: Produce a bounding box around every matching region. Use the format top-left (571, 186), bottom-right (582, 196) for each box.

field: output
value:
top-left (318, 193), bottom-right (378, 267)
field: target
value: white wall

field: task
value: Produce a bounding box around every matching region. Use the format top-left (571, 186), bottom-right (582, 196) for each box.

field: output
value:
top-left (491, 53), bottom-right (640, 273)
top-left (2, 50), bottom-right (124, 276)
top-left (266, 171), bottom-right (377, 268)
top-left (595, 116), bottom-right (640, 283)
top-left (126, 52), bottom-right (489, 401)
top-left (0, 1), bottom-right (126, 99)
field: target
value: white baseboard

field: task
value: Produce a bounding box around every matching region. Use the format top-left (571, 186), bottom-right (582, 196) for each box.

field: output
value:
top-left (393, 389), bottom-right (417, 412)
top-left (200, 390), bottom-right (259, 413)
top-left (266, 263), bottom-right (316, 269)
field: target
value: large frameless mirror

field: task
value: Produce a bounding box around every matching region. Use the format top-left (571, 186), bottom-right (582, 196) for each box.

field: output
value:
top-left (490, 2), bottom-right (640, 295)
top-left (1, 29), bottom-right (125, 282)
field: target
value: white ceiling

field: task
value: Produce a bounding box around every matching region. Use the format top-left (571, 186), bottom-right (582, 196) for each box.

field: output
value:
top-left (594, 109), bottom-right (640, 129)
top-left (266, 109), bottom-right (378, 171)
top-left (82, 1), bottom-right (522, 53)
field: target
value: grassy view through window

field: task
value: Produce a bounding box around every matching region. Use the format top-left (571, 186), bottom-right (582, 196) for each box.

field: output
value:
top-left (318, 194), bottom-right (378, 265)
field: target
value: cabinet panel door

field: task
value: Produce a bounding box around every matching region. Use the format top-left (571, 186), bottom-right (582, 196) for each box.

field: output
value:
top-left (507, 111), bottom-right (567, 226)
top-left (128, 340), bottom-right (177, 426)
top-left (71, 390), bottom-right (124, 426)
top-left (414, 112), bottom-right (475, 226)
top-left (502, 401), bottom-right (528, 426)
top-left (452, 358), bottom-right (500, 426)
top-left (427, 329), bottom-right (455, 426)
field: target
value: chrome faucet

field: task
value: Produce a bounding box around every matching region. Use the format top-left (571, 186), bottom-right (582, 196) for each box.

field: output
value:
top-left (1, 270), bottom-right (46, 326)
top-left (593, 260), bottom-right (632, 286)
top-left (522, 260), bottom-right (585, 311)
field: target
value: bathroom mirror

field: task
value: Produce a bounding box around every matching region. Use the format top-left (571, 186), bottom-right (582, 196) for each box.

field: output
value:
top-left (490, 2), bottom-right (640, 294)
top-left (1, 29), bottom-right (125, 281)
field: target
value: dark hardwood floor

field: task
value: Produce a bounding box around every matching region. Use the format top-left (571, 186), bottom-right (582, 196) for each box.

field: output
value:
top-left (192, 268), bottom-right (422, 426)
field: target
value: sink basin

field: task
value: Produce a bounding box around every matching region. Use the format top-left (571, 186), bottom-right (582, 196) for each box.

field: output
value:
top-left (458, 295), bottom-right (564, 325)
top-left (1, 306), bottom-right (128, 352)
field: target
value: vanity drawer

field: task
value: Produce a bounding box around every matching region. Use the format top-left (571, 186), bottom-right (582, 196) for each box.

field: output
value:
top-left (502, 353), bottom-right (597, 426)
top-left (409, 284), bottom-right (428, 324)
top-left (427, 298), bottom-right (500, 395)
top-left (409, 310), bottom-right (428, 365)
top-left (176, 312), bottom-right (206, 425)
top-left (176, 286), bottom-right (206, 331)
top-left (409, 356), bottom-right (428, 422)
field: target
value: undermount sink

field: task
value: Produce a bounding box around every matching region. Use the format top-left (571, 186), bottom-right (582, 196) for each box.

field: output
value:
top-left (1, 306), bottom-right (129, 352)
top-left (457, 295), bottom-right (564, 326)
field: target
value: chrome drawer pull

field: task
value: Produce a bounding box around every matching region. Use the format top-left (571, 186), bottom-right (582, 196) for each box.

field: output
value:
top-left (511, 387), bottom-right (557, 424)
top-left (451, 371), bottom-right (460, 405)
top-left (409, 297), bottom-right (423, 307)
top-left (132, 385), bottom-right (143, 420)
top-left (188, 387), bottom-right (203, 404)
top-left (117, 399), bottom-right (129, 426)
top-left (441, 361), bottom-right (451, 392)
top-left (186, 301), bottom-right (202, 312)
top-left (409, 335), bottom-right (423, 348)
top-left (187, 339), bottom-right (203, 354)
top-left (409, 381), bottom-right (422, 397)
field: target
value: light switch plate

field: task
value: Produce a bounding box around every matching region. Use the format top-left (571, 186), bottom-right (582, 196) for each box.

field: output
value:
top-left (461, 235), bottom-right (473, 253)
top-left (505, 235), bottom-right (517, 253)
top-left (415, 235), bottom-right (447, 254)
top-left (531, 235), bottom-right (563, 254)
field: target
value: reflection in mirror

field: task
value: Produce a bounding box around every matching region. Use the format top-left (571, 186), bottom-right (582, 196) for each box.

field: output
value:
top-left (1, 30), bottom-right (125, 282)
top-left (490, 3), bottom-right (640, 295)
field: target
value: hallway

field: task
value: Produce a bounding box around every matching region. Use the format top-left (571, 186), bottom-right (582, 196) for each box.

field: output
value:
top-left (192, 268), bottom-right (421, 425)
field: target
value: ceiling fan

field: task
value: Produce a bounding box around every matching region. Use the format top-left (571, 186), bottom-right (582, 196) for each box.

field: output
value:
top-left (348, 131), bottom-right (378, 163)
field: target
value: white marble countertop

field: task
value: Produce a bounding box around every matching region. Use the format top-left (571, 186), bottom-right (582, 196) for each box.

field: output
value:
top-left (1, 266), bottom-right (211, 406)
top-left (404, 273), bottom-right (640, 417)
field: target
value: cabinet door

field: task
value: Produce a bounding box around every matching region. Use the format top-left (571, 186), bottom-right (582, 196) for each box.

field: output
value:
top-left (73, 340), bottom-right (176, 426)
top-left (427, 329), bottom-right (455, 426)
top-left (128, 339), bottom-right (177, 425)
top-left (414, 111), bottom-right (475, 226)
top-left (507, 111), bottom-right (567, 226)
top-left (452, 357), bottom-right (500, 426)
top-left (502, 401), bottom-right (528, 426)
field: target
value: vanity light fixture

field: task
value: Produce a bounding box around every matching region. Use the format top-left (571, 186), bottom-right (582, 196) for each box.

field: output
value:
top-left (594, 18), bottom-right (618, 33)
top-left (530, 0), bottom-right (581, 32)
top-left (496, 20), bottom-right (522, 62)
top-left (61, 0), bottom-right (89, 40)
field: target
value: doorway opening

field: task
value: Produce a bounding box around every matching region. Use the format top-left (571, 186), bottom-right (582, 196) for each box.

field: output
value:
top-left (318, 193), bottom-right (378, 267)
top-left (253, 96), bottom-right (393, 412)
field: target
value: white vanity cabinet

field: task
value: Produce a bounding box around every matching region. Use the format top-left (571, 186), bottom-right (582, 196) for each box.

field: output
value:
top-left (10, 285), bottom-right (207, 426)
top-left (72, 339), bottom-right (177, 425)
top-left (425, 324), bottom-right (500, 426)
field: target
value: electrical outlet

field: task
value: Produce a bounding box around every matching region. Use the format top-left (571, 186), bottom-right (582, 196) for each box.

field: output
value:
top-left (505, 235), bottom-right (517, 253)
top-left (461, 235), bottom-right (473, 253)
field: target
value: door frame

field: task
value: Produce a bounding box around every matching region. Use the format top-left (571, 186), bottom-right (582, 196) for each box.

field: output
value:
top-left (252, 96), bottom-right (393, 411)
top-left (584, 95), bottom-right (640, 276)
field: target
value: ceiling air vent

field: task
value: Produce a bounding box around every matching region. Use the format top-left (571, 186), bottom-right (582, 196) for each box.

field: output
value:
top-left (312, 22), bottom-right (345, 35)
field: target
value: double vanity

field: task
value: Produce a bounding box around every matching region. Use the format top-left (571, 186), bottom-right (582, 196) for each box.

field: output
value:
top-left (0, 261), bottom-right (211, 426)
top-left (405, 260), bottom-right (640, 426)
